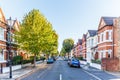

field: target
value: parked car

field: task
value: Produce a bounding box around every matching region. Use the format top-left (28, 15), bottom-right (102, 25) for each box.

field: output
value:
top-left (67, 59), bottom-right (71, 64)
top-left (68, 58), bottom-right (80, 68)
top-left (47, 58), bottom-right (54, 64)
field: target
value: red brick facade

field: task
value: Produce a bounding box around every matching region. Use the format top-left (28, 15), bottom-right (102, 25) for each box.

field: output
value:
top-left (0, 8), bottom-right (7, 67)
top-left (98, 17), bottom-right (114, 59)
top-left (73, 39), bottom-right (82, 57)
top-left (102, 58), bottom-right (119, 71)
top-left (82, 34), bottom-right (86, 59)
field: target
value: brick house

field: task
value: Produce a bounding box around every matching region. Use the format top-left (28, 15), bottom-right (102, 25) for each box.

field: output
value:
top-left (98, 17), bottom-right (116, 60)
top-left (0, 8), bottom-right (7, 67)
top-left (82, 34), bottom-right (86, 59)
top-left (86, 30), bottom-right (97, 63)
top-left (0, 8), bottom-right (21, 68)
top-left (78, 39), bottom-right (82, 57)
top-left (73, 39), bottom-right (82, 58)
top-left (91, 32), bottom-right (98, 60)
top-left (113, 17), bottom-right (120, 58)
top-left (72, 44), bottom-right (77, 57)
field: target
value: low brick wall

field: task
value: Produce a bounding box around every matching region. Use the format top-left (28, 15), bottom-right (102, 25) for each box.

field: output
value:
top-left (102, 58), bottom-right (120, 71)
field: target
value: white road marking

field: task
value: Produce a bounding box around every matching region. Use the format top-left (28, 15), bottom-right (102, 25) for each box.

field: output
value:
top-left (83, 70), bottom-right (102, 80)
top-left (60, 74), bottom-right (62, 80)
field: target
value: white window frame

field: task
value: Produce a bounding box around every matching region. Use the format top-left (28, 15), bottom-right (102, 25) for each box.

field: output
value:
top-left (0, 50), bottom-right (4, 61)
top-left (0, 27), bottom-right (4, 41)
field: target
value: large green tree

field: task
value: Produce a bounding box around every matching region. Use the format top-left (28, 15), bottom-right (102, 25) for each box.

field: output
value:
top-left (60, 47), bottom-right (66, 57)
top-left (15, 9), bottom-right (58, 66)
top-left (62, 38), bottom-right (74, 59)
top-left (42, 30), bottom-right (58, 58)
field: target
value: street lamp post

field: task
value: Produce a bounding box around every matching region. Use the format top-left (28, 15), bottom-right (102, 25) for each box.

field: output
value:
top-left (7, 17), bottom-right (13, 78)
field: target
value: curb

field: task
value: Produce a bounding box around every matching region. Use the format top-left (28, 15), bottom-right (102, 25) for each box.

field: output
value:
top-left (15, 62), bottom-right (47, 80)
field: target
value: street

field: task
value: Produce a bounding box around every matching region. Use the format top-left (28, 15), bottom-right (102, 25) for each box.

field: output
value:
top-left (22, 58), bottom-right (120, 80)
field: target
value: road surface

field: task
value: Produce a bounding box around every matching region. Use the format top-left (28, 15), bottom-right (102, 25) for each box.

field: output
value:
top-left (22, 58), bottom-right (120, 80)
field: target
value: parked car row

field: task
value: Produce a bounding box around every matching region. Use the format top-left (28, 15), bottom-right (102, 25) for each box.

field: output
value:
top-left (68, 58), bottom-right (80, 68)
top-left (46, 57), bottom-right (56, 64)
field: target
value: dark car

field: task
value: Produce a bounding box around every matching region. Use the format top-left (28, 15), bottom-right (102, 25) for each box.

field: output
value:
top-left (47, 58), bottom-right (54, 64)
top-left (68, 58), bottom-right (80, 68)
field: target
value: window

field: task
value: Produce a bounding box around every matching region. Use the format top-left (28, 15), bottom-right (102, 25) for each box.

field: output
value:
top-left (106, 31), bottom-right (109, 40)
top-left (108, 49), bottom-right (111, 58)
top-left (0, 27), bottom-right (4, 41)
top-left (91, 39), bottom-right (93, 46)
top-left (0, 49), bottom-right (4, 61)
top-left (109, 31), bottom-right (112, 40)
top-left (103, 50), bottom-right (106, 58)
top-left (111, 31), bottom-right (113, 40)
top-left (98, 35), bottom-right (100, 43)
top-left (102, 33), bottom-right (104, 41)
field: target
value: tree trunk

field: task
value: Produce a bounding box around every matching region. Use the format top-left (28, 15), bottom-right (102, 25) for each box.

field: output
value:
top-left (68, 52), bottom-right (69, 59)
top-left (33, 54), bottom-right (36, 67)
top-left (46, 54), bottom-right (49, 59)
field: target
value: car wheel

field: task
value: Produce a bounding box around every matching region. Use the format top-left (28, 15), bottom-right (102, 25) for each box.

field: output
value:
top-left (78, 65), bottom-right (80, 68)
top-left (70, 64), bottom-right (72, 67)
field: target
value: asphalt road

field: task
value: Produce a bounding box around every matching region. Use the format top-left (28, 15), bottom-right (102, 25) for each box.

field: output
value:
top-left (21, 58), bottom-right (120, 80)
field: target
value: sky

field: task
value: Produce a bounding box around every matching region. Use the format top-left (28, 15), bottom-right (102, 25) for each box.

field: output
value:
top-left (1, 0), bottom-right (120, 51)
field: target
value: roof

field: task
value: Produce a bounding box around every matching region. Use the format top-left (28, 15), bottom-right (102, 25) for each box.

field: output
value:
top-left (78, 39), bottom-right (82, 45)
top-left (83, 34), bottom-right (86, 39)
top-left (88, 30), bottom-right (97, 37)
top-left (102, 17), bottom-right (116, 26)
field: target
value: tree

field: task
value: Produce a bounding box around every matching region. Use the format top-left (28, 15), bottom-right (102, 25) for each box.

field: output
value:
top-left (15, 9), bottom-right (58, 67)
top-left (62, 38), bottom-right (74, 59)
top-left (60, 47), bottom-right (66, 57)
top-left (41, 30), bottom-right (58, 59)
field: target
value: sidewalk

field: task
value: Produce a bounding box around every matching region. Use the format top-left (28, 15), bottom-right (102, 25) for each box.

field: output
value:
top-left (80, 60), bottom-right (120, 77)
top-left (0, 61), bottom-right (47, 80)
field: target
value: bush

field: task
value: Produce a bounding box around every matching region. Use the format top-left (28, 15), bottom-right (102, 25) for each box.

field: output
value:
top-left (36, 56), bottom-right (40, 61)
top-left (12, 55), bottom-right (23, 65)
top-left (29, 56), bottom-right (40, 63)
top-left (77, 56), bottom-right (83, 60)
top-left (40, 56), bottom-right (45, 61)
top-left (22, 59), bottom-right (31, 64)
top-left (92, 59), bottom-right (101, 64)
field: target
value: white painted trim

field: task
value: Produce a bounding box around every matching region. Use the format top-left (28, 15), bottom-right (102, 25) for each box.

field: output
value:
top-left (98, 30), bottom-right (113, 44)
top-left (0, 60), bottom-right (7, 63)
top-left (0, 44), bottom-right (7, 47)
top-left (98, 45), bottom-right (113, 48)
top-left (60, 74), bottom-right (62, 80)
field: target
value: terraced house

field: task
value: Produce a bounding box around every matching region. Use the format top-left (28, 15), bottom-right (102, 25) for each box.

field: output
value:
top-left (82, 34), bottom-right (86, 59)
top-left (0, 8), bottom-right (7, 67)
top-left (86, 30), bottom-right (97, 63)
top-left (0, 8), bottom-right (21, 68)
top-left (97, 17), bottom-right (116, 59)
top-left (73, 39), bottom-right (82, 58)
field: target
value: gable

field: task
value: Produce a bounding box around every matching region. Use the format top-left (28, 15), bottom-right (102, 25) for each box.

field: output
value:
top-left (13, 20), bottom-right (20, 31)
top-left (98, 17), bottom-right (116, 30)
top-left (98, 18), bottom-right (106, 30)
top-left (0, 8), bottom-right (6, 22)
top-left (82, 34), bottom-right (86, 41)
top-left (86, 32), bottom-right (90, 39)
